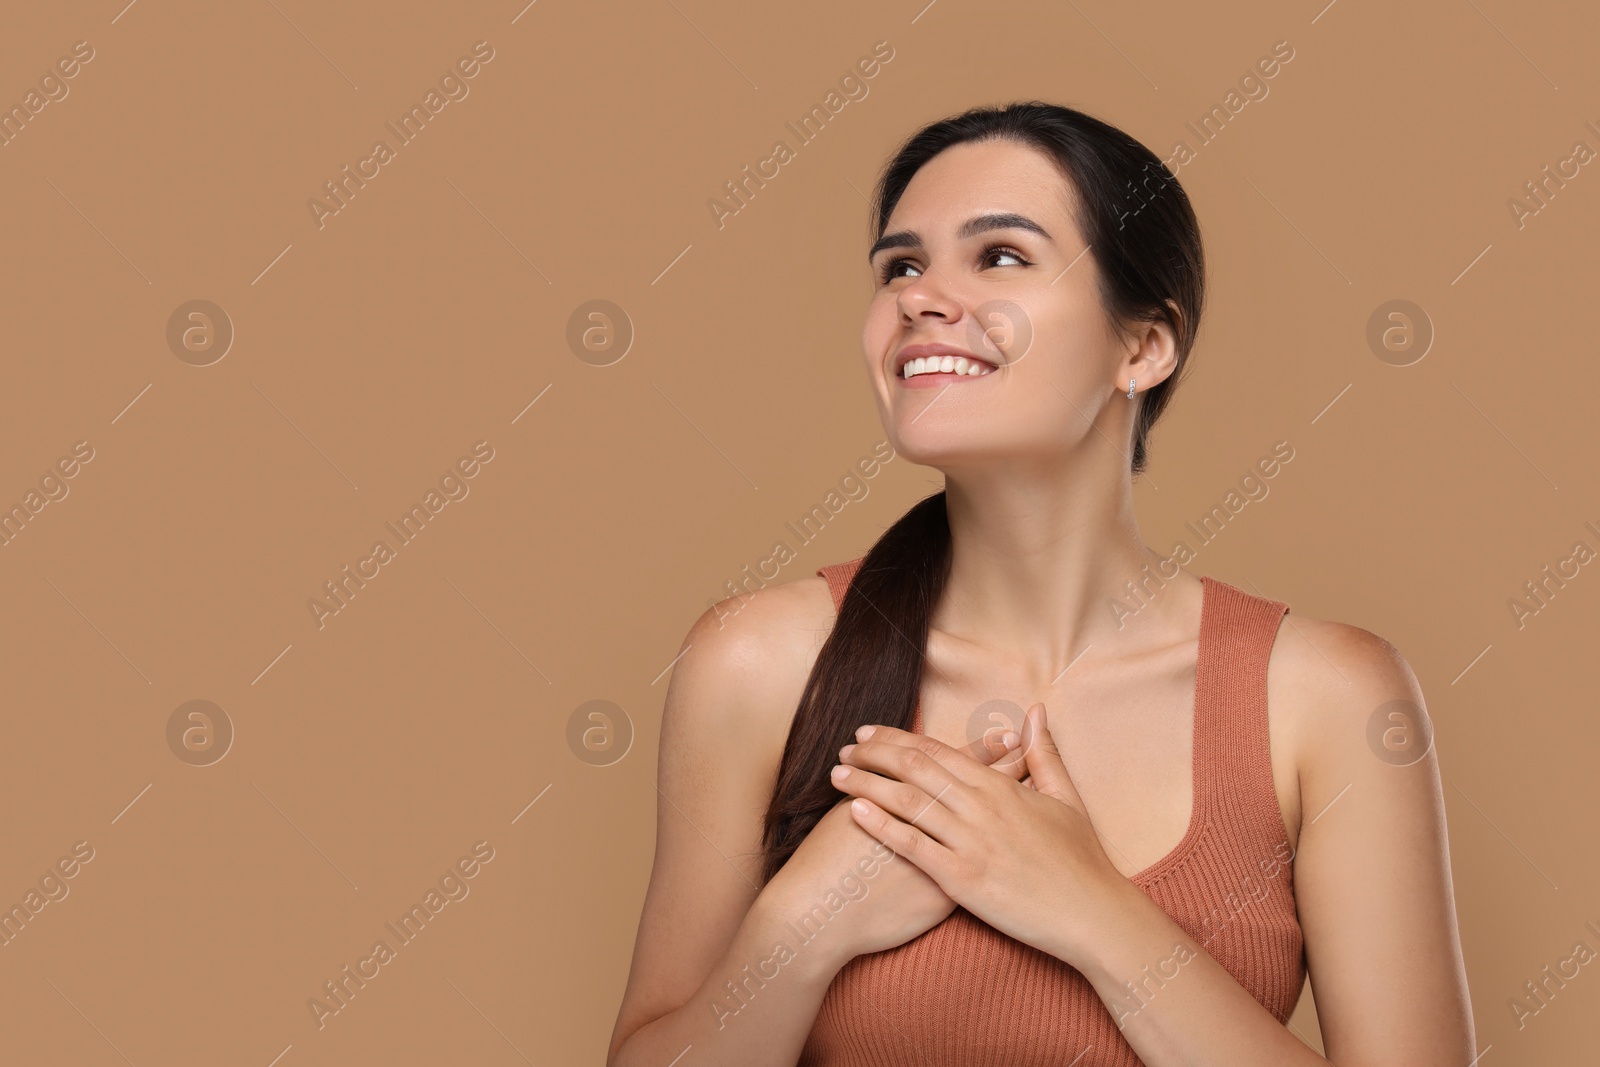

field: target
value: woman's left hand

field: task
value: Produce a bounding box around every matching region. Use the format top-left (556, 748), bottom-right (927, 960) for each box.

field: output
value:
top-left (831, 702), bottom-right (1139, 964)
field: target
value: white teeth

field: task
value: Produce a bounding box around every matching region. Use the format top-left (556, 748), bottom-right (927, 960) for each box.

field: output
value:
top-left (901, 354), bottom-right (995, 380)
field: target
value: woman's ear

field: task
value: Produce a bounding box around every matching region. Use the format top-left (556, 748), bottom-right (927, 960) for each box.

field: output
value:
top-left (1164, 298), bottom-right (1186, 350)
top-left (1122, 311), bottom-right (1180, 393)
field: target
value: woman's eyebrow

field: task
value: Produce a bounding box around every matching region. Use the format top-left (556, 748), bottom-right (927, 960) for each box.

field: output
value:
top-left (867, 212), bottom-right (1053, 261)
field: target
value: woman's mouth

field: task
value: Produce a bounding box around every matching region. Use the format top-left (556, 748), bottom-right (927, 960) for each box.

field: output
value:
top-left (895, 347), bottom-right (999, 387)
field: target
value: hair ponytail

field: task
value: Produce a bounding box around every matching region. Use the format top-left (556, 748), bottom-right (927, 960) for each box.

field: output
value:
top-left (759, 491), bottom-right (951, 884)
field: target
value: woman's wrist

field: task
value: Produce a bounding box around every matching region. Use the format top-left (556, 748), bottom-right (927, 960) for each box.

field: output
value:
top-left (744, 888), bottom-right (855, 987)
top-left (1061, 879), bottom-right (1190, 994)
top-left (1026, 873), bottom-right (1164, 975)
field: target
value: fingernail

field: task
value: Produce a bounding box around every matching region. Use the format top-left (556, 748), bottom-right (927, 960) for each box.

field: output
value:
top-left (839, 743), bottom-right (856, 760)
top-left (1000, 730), bottom-right (1019, 749)
top-left (831, 764), bottom-right (850, 780)
top-left (857, 725), bottom-right (877, 740)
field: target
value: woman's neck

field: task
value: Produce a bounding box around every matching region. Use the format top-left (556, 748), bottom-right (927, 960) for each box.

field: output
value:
top-left (935, 463), bottom-right (1191, 685)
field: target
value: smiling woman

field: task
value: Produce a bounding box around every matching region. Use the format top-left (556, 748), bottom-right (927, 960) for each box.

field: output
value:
top-left (607, 102), bottom-right (1476, 1067)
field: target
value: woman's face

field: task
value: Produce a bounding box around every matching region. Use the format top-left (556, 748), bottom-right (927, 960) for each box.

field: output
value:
top-left (861, 137), bottom-right (1158, 472)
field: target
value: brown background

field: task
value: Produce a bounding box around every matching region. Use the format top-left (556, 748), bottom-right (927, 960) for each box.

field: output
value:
top-left (1, 0), bottom-right (1596, 1063)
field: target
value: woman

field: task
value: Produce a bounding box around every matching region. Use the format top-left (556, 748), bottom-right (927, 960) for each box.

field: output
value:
top-left (608, 101), bottom-right (1475, 1066)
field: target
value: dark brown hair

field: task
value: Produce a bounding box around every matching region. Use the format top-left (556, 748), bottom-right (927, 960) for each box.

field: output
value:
top-left (758, 101), bottom-right (1205, 885)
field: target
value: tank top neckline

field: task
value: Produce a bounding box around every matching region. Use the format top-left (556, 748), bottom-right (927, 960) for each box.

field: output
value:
top-left (804, 560), bottom-right (1305, 1063)
top-left (906, 573), bottom-right (1219, 887)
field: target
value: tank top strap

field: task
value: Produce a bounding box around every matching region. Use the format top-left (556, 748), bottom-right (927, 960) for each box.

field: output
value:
top-left (1192, 575), bottom-right (1293, 846)
top-left (816, 556), bottom-right (867, 614)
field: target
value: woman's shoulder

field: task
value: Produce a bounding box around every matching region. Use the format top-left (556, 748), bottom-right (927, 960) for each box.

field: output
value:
top-left (1262, 600), bottom-right (1433, 808)
top-left (686, 563), bottom-right (848, 663)
top-left (1266, 605), bottom-right (1423, 723)
top-left (667, 564), bottom-right (848, 749)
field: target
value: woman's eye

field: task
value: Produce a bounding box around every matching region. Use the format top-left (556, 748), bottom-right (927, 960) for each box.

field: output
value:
top-left (878, 258), bottom-right (921, 283)
top-left (985, 246), bottom-right (1027, 268)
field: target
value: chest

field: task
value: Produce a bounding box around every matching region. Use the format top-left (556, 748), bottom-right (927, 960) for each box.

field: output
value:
top-left (914, 642), bottom-right (1301, 879)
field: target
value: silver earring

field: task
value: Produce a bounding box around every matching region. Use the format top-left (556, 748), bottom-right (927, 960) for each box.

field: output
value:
top-left (1127, 378), bottom-right (1136, 399)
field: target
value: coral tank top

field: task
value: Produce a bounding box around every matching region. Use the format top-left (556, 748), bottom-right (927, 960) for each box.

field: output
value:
top-left (799, 557), bottom-right (1306, 1066)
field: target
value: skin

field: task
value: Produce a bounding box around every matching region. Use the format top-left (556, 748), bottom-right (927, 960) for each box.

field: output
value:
top-left (608, 138), bottom-right (1476, 1066)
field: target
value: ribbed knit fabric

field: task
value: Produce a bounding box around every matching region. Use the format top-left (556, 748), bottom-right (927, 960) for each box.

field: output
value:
top-left (799, 556), bottom-right (1304, 1066)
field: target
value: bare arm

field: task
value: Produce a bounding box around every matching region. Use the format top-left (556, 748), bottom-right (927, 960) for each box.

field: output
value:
top-left (1285, 625), bottom-right (1475, 1063)
top-left (609, 891), bottom-right (852, 1067)
top-left (607, 585), bottom-right (850, 1067)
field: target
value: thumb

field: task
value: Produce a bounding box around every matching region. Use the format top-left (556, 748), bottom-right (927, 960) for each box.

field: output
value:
top-left (971, 724), bottom-right (1030, 782)
top-left (1019, 703), bottom-right (1082, 805)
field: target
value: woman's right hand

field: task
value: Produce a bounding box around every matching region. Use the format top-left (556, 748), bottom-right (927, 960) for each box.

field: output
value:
top-left (757, 728), bottom-right (1029, 966)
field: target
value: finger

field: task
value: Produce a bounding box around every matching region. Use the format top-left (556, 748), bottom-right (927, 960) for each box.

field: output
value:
top-left (851, 723), bottom-right (1024, 790)
top-left (831, 762), bottom-right (961, 844)
top-left (1019, 703), bottom-right (1085, 805)
top-left (979, 726), bottom-right (1031, 781)
top-left (840, 734), bottom-right (969, 818)
top-left (848, 723), bottom-right (1019, 790)
top-left (967, 725), bottom-right (1030, 782)
top-left (846, 796), bottom-right (954, 882)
